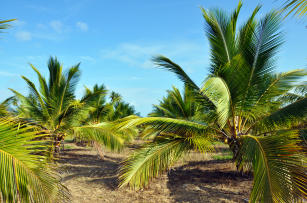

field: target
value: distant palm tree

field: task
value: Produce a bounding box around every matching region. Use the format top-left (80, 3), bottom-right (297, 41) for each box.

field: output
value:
top-left (75, 85), bottom-right (139, 157)
top-left (118, 2), bottom-right (307, 202)
top-left (149, 85), bottom-right (199, 119)
top-left (108, 91), bottom-right (138, 121)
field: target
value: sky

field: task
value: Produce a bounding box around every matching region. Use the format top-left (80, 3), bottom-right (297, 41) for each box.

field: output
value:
top-left (1, 0), bottom-right (306, 116)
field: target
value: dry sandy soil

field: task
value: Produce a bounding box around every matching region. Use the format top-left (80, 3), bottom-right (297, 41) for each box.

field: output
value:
top-left (57, 142), bottom-right (252, 203)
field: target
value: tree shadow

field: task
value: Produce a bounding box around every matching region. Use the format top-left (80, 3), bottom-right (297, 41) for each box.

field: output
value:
top-left (58, 147), bottom-right (122, 190)
top-left (167, 160), bottom-right (252, 203)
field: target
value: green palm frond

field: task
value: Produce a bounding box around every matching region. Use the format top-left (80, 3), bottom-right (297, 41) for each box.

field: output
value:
top-left (238, 132), bottom-right (306, 202)
top-left (74, 121), bottom-right (138, 152)
top-left (253, 97), bottom-right (307, 133)
top-left (152, 56), bottom-right (214, 108)
top-left (119, 134), bottom-right (214, 189)
top-left (153, 56), bottom-right (200, 91)
top-left (0, 118), bottom-right (69, 202)
top-left (201, 77), bottom-right (231, 128)
top-left (119, 137), bottom-right (189, 189)
top-left (201, 3), bottom-right (240, 71)
top-left (0, 19), bottom-right (16, 31)
top-left (116, 116), bottom-right (214, 137)
top-left (281, 0), bottom-right (307, 17)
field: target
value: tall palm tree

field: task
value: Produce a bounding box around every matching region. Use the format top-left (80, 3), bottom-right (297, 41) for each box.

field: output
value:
top-left (118, 2), bottom-right (307, 202)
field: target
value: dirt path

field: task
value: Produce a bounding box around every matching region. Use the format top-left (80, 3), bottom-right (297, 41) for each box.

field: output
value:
top-left (58, 143), bottom-right (252, 203)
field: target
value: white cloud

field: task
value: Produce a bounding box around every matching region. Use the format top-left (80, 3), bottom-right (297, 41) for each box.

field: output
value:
top-left (0, 71), bottom-right (18, 77)
top-left (50, 20), bottom-right (63, 33)
top-left (15, 31), bottom-right (32, 41)
top-left (80, 56), bottom-right (95, 62)
top-left (100, 41), bottom-right (209, 71)
top-left (76, 21), bottom-right (88, 32)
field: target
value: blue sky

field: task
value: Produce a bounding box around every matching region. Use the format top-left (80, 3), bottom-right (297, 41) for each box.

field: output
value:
top-left (1, 0), bottom-right (306, 116)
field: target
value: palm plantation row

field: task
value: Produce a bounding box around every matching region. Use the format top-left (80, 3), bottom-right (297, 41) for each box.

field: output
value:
top-left (1, 2), bottom-right (307, 203)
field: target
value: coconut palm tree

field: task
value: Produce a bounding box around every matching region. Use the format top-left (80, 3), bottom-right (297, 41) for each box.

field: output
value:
top-left (118, 2), bottom-right (307, 202)
top-left (75, 85), bottom-right (139, 157)
top-left (10, 57), bottom-right (90, 152)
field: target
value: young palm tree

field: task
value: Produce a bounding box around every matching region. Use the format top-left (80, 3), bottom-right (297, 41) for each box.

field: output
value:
top-left (118, 2), bottom-right (307, 202)
top-left (10, 57), bottom-right (89, 152)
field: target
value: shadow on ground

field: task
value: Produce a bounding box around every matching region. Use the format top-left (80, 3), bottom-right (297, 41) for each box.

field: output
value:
top-left (166, 160), bottom-right (252, 203)
top-left (58, 148), bottom-right (121, 190)
top-left (58, 144), bottom-right (252, 202)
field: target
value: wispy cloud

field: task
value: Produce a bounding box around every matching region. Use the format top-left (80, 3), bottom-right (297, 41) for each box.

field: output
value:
top-left (76, 21), bottom-right (88, 32)
top-left (0, 71), bottom-right (18, 77)
top-left (100, 41), bottom-right (209, 71)
top-left (50, 20), bottom-right (64, 33)
top-left (15, 31), bottom-right (32, 41)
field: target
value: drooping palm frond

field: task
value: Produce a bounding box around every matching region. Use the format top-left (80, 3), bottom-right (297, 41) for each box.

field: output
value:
top-left (238, 132), bottom-right (306, 202)
top-left (119, 133), bottom-right (214, 189)
top-left (0, 118), bottom-right (69, 202)
top-left (252, 97), bottom-right (307, 133)
top-left (152, 56), bottom-right (214, 109)
top-left (74, 121), bottom-right (138, 152)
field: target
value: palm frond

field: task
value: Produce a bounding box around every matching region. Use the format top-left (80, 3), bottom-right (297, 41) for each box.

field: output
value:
top-left (74, 122), bottom-right (137, 152)
top-left (281, 0), bottom-right (307, 17)
top-left (0, 118), bottom-right (69, 202)
top-left (238, 133), bottom-right (306, 202)
top-left (201, 77), bottom-right (230, 128)
top-left (119, 137), bottom-right (191, 189)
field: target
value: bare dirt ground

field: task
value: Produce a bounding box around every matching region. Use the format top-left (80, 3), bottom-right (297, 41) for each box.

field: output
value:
top-left (57, 142), bottom-right (252, 203)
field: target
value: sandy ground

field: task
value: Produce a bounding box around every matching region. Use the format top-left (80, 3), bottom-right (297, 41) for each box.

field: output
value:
top-left (57, 142), bottom-right (252, 203)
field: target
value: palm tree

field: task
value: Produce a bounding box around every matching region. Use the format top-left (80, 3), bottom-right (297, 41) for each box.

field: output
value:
top-left (75, 85), bottom-right (139, 158)
top-left (149, 85), bottom-right (199, 119)
top-left (10, 57), bottom-right (95, 152)
top-left (118, 2), bottom-right (307, 202)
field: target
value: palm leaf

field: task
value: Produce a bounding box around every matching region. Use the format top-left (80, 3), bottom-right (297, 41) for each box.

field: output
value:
top-left (238, 133), bottom-right (306, 202)
top-left (0, 118), bottom-right (69, 202)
